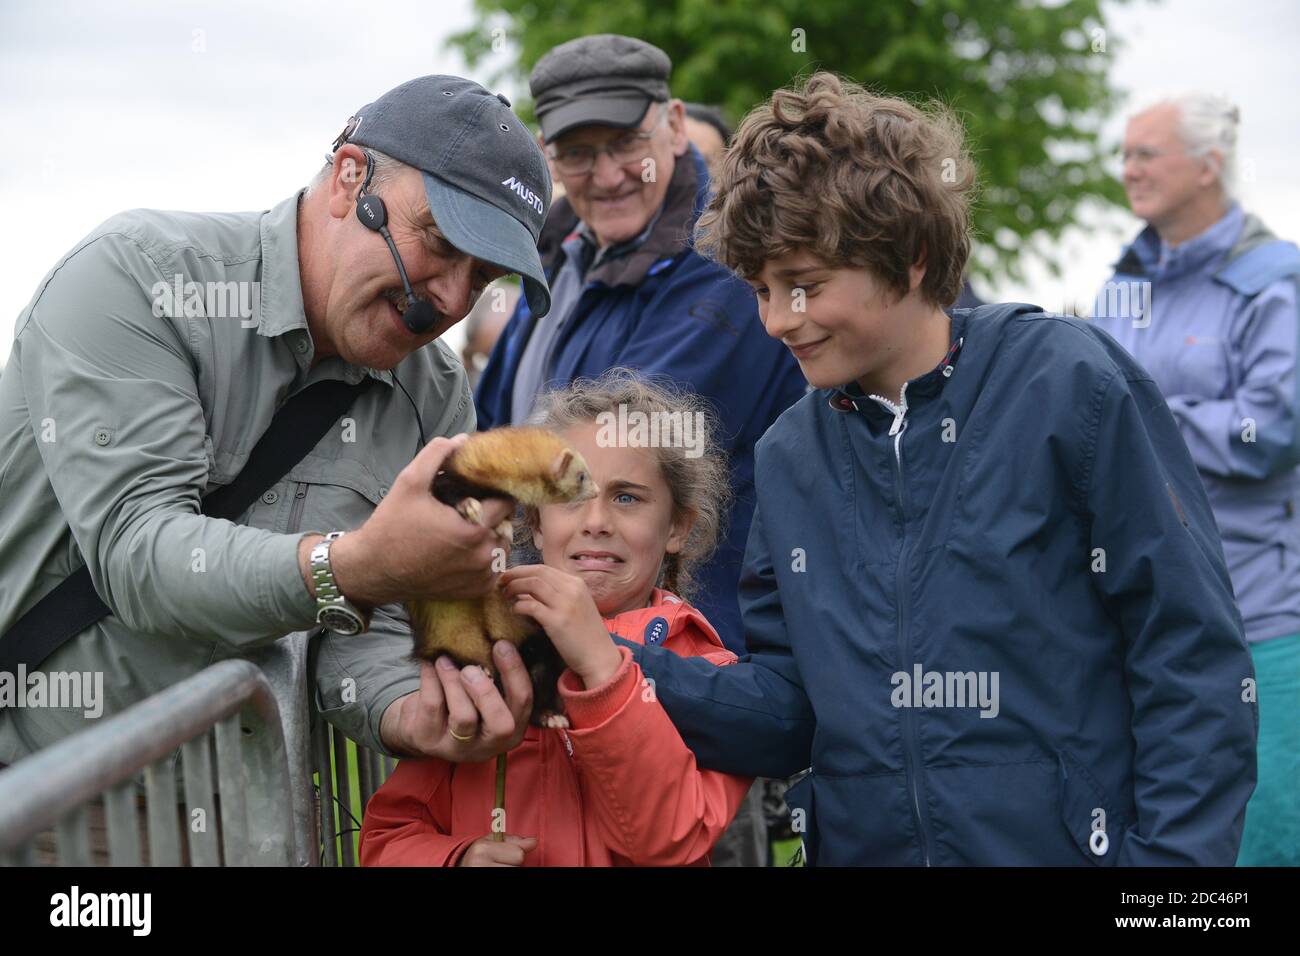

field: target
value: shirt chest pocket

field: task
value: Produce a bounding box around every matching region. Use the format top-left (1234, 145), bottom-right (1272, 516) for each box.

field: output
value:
top-left (281, 456), bottom-right (397, 535)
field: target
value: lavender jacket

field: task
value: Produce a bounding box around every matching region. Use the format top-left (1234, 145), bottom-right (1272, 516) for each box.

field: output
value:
top-left (1093, 204), bottom-right (1300, 643)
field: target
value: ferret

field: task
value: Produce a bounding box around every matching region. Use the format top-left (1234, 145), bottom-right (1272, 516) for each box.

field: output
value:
top-left (406, 427), bottom-right (598, 727)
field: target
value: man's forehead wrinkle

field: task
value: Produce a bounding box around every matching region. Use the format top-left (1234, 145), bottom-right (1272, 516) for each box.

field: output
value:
top-left (391, 196), bottom-right (507, 276)
top-left (392, 198), bottom-right (436, 236)
top-left (398, 202), bottom-right (456, 252)
top-left (412, 205), bottom-right (437, 230)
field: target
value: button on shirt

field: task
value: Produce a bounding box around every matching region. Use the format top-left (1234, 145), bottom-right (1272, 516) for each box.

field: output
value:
top-left (0, 191), bottom-right (475, 761)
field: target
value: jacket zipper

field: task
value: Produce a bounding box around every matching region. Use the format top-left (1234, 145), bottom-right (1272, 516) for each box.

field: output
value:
top-left (867, 385), bottom-right (910, 466)
top-left (868, 383), bottom-right (932, 866)
top-left (558, 729), bottom-right (585, 864)
top-left (287, 482), bottom-right (309, 532)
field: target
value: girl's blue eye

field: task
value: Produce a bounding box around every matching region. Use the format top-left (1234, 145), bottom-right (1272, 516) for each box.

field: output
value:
top-left (614, 492), bottom-right (639, 504)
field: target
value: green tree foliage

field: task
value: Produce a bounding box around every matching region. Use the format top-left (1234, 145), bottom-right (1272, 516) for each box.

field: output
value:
top-left (450, 0), bottom-right (1133, 284)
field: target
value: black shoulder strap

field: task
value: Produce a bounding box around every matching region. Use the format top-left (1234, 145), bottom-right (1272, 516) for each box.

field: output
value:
top-left (0, 377), bottom-right (376, 675)
top-left (200, 379), bottom-right (374, 520)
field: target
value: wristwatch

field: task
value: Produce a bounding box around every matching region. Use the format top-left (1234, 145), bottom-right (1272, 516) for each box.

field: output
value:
top-left (310, 531), bottom-right (371, 636)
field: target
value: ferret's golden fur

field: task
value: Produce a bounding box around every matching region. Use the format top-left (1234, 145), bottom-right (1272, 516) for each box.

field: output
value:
top-left (406, 427), bottom-right (596, 724)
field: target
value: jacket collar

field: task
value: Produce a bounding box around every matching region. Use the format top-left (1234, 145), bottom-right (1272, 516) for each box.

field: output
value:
top-left (255, 190), bottom-right (392, 386)
top-left (537, 145), bottom-right (708, 289)
top-left (1112, 203), bottom-right (1245, 282)
top-left (604, 587), bottom-right (726, 651)
top-left (829, 308), bottom-right (968, 415)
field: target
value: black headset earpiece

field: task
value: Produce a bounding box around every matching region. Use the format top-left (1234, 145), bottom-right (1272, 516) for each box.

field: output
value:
top-left (354, 151), bottom-right (388, 231)
top-left (351, 149), bottom-right (438, 335)
top-left (356, 192), bottom-right (387, 231)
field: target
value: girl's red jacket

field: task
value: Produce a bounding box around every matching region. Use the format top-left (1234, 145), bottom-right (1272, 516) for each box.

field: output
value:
top-left (358, 589), bottom-right (755, 866)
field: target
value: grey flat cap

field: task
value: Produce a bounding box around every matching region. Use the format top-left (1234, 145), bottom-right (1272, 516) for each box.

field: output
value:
top-left (529, 34), bottom-right (672, 143)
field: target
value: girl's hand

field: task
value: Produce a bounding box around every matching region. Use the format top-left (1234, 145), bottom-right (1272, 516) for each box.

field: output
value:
top-left (457, 834), bottom-right (538, 867)
top-left (498, 565), bottom-right (622, 687)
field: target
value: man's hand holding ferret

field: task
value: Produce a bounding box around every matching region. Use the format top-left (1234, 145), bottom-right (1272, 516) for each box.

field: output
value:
top-left (301, 434), bottom-right (529, 760)
top-left (324, 434), bottom-right (514, 605)
top-left (380, 640), bottom-right (532, 761)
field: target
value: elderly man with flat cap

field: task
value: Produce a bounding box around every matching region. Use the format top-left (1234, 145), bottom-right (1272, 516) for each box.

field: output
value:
top-left (474, 34), bottom-right (806, 866)
top-left (0, 77), bottom-right (551, 793)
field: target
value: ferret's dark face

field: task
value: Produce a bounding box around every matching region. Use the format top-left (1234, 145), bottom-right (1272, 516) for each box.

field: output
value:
top-left (534, 423), bottom-right (692, 616)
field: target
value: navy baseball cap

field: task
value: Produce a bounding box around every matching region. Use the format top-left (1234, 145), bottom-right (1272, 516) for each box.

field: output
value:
top-left (337, 75), bottom-right (553, 318)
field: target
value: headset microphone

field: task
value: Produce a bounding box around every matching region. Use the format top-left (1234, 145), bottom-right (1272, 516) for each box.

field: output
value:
top-left (354, 155), bottom-right (439, 335)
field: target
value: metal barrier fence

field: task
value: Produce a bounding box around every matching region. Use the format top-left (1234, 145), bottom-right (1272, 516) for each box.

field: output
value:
top-left (314, 713), bottom-right (396, 866)
top-left (0, 630), bottom-right (395, 866)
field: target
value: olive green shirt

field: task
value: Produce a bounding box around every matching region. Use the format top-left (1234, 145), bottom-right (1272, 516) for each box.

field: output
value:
top-left (0, 191), bottom-right (472, 762)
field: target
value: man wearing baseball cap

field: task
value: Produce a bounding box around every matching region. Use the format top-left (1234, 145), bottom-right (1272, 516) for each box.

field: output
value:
top-left (0, 76), bottom-right (546, 811)
top-left (474, 35), bottom-right (807, 865)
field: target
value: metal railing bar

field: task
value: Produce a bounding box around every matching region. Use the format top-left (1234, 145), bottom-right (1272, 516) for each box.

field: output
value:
top-left (0, 660), bottom-right (285, 853)
top-left (181, 733), bottom-right (221, 866)
top-left (55, 805), bottom-right (91, 866)
top-left (104, 782), bottom-right (142, 867)
top-left (331, 730), bottom-right (355, 866)
top-left (312, 716), bottom-right (338, 867)
top-left (145, 760), bottom-right (182, 866)
top-left (214, 715), bottom-right (251, 868)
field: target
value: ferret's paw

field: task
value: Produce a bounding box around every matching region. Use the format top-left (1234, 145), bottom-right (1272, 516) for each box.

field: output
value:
top-left (493, 518), bottom-right (513, 541)
top-left (540, 712), bottom-right (570, 730)
top-left (457, 497), bottom-right (485, 526)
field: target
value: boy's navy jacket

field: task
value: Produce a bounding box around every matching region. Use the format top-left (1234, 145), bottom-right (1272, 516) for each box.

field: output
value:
top-left (475, 146), bottom-right (806, 651)
top-left (618, 303), bottom-right (1259, 866)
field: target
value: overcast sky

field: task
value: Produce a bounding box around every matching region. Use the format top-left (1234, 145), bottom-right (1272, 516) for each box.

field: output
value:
top-left (1, 0), bottom-right (1297, 366)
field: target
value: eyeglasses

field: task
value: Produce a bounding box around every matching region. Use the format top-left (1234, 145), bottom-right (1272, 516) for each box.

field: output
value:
top-left (1120, 146), bottom-right (1189, 166)
top-left (548, 104), bottom-right (669, 176)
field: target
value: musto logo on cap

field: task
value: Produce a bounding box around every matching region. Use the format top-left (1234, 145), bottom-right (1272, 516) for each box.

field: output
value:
top-left (501, 176), bottom-right (544, 216)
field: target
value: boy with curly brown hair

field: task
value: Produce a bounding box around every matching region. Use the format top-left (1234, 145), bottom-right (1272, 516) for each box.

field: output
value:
top-left (614, 72), bottom-right (1257, 865)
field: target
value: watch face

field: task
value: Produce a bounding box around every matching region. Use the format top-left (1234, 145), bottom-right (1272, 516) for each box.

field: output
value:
top-left (319, 606), bottom-right (362, 636)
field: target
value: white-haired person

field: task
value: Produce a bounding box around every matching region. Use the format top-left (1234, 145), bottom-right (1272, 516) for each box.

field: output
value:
top-left (1092, 92), bottom-right (1300, 866)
